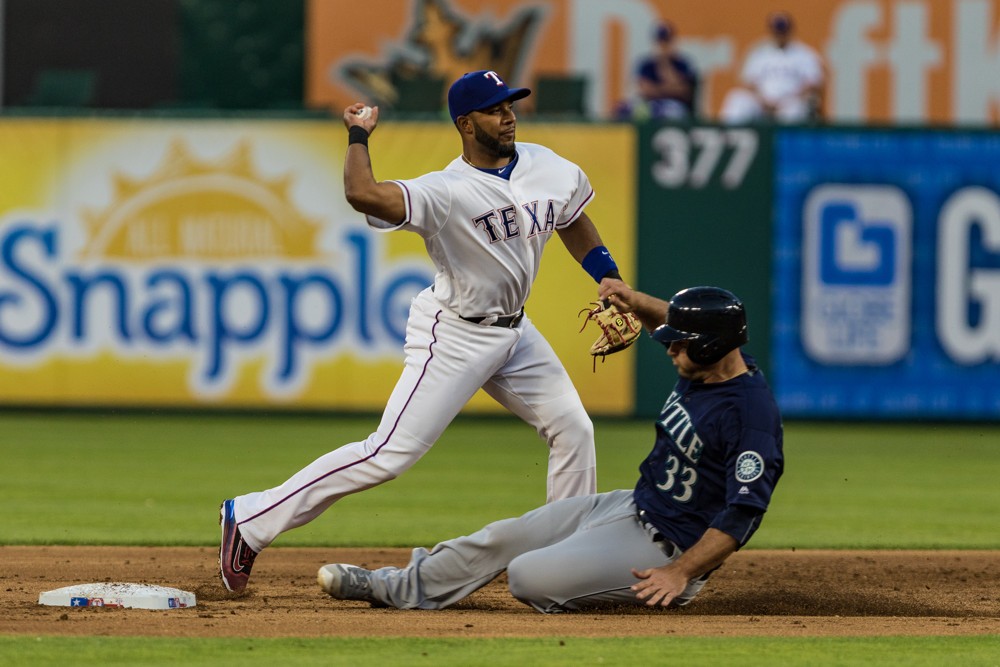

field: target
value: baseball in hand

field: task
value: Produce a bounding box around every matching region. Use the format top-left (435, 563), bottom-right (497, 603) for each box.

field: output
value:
top-left (355, 106), bottom-right (373, 121)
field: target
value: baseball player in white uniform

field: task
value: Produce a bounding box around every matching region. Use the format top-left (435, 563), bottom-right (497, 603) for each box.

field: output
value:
top-left (720, 11), bottom-right (824, 124)
top-left (219, 70), bottom-right (626, 593)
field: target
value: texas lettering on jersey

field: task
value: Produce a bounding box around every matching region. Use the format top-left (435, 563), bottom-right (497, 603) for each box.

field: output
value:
top-left (472, 200), bottom-right (557, 243)
top-left (378, 142), bottom-right (593, 317)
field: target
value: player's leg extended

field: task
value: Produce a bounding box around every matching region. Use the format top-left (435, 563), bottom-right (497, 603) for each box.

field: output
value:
top-left (506, 490), bottom-right (670, 612)
top-left (362, 492), bottom-right (605, 609)
top-left (233, 293), bottom-right (517, 551)
top-left (483, 317), bottom-right (596, 501)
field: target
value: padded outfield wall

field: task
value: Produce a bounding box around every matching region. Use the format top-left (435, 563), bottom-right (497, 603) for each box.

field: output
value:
top-left (633, 122), bottom-right (775, 417)
top-left (1, 117), bottom-right (998, 420)
top-left (635, 121), bottom-right (1000, 421)
top-left (0, 117), bottom-right (635, 415)
top-left (770, 127), bottom-right (1000, 420)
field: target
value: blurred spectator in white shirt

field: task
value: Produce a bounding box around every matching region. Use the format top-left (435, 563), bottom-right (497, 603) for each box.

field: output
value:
top-left (720, 11), bottom-right (824, 124)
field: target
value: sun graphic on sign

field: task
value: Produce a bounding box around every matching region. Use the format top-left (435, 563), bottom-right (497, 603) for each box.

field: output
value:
top-left (80, 139), bottom-right (321, 259)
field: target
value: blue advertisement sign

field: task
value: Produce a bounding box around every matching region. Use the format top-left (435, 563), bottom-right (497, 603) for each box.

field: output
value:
top-left (773, 129), bottom-right (1000, 419)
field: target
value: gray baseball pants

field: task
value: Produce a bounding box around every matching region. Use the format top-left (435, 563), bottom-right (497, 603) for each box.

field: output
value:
top-left (365, 489), bottom-right (687, 612)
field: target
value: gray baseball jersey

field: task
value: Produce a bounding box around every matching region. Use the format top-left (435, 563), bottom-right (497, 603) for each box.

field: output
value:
top-left (353, 360), bottom-right (783, 612)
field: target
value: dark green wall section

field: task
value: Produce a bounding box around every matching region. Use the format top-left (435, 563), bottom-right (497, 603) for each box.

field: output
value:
top-left (3, 0), bottom-right (178, 109)
top-left (179, 0), bottom-right (305, 110)
top-left (634, 122), bottom-right (774, 416)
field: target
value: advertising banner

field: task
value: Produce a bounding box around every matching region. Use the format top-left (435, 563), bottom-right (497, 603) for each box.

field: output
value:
top-left (307, 0), bottom-right (1000, 125)
top-left (0, 119), bottom-right (635, 413)
top-left (773, 128), bottom-right (1000, 419)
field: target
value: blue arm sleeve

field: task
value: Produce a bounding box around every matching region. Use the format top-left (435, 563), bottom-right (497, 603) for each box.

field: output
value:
top-left (710, 504), bottom-right (765, 547)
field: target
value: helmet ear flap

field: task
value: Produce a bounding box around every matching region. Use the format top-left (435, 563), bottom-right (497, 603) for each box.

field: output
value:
top-left (686, 335), bottom-right (726, 365)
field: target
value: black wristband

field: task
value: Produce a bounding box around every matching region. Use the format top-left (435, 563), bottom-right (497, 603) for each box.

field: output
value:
top-left (348, 126), bottom-right (369, 147)
top-left (603, 269), bottom-right (622, 281)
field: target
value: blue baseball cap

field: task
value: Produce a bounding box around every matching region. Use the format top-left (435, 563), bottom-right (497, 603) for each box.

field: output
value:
top-left (447, 70), bottom-right (531, 122)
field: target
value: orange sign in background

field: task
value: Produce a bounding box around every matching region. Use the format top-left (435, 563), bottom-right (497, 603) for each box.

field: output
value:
top-left (308, 0), bottom-right (1000, 126)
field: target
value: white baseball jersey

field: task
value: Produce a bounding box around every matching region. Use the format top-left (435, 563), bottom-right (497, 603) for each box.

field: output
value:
top-left (232, 141), bottom-right (599, 555)
top-left (367, 142), bottom-right (594, 318)
top-left (740, 41), bottom-right (823, 105)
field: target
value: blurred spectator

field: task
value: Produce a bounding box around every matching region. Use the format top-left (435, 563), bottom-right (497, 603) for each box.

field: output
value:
top-left (615, 21), bottom-right (698, 121)
top-left (720, 11), bottom-right (824, 124)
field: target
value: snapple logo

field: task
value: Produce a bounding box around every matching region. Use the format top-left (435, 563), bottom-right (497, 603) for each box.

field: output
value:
top-left (0, 140), bottom-right (431, 397)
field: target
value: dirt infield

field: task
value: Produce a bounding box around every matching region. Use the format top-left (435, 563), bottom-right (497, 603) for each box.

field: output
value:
top-left (2, 546), bottom-right (998, 638)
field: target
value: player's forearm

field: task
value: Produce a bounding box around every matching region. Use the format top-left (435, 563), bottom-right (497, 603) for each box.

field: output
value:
top-left (343, 145), bottom-right (378, 207)
top-left (631, 293), bottom-right (669, 332)
top-left (556, 212), bottom-right (605, 264)
top-left (343, 147), bottom-right (405, 222)
top-left (558, 213), bottom-right (626, 284)
top-left (669, 528), bottom-right (738, 580)
top-left (598, 281), bottom-right (668, 331)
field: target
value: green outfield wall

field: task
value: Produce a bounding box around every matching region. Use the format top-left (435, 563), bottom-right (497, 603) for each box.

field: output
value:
top-left (633, 122), bottom-right (775, 417)
top-left (2, 115), bottom-right (998, 421)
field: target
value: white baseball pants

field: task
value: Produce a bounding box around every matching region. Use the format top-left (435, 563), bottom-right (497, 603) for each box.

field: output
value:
top-left (234, 287), bottom-right (596, 551)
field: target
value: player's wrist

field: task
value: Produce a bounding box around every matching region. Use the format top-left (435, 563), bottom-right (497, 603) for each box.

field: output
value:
top-left (348, 126), bottom-right (370, 147)
top-left (582, 246), bottom-right (619, 283)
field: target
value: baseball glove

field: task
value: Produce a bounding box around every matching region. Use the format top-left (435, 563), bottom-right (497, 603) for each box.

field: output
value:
top-left (579, 300), bottom-right (642, 367)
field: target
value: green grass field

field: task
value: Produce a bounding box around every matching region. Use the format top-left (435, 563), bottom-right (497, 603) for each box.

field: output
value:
top-left (1, 411), bottom-right (999, 664)
top-left (2, 635), bottom-right (999, 667)
top-left (3, 412), bottom-right (998, 548)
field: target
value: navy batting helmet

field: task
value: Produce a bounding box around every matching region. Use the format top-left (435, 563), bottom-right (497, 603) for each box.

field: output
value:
top-left (651, 287), bottom-right (748, 365)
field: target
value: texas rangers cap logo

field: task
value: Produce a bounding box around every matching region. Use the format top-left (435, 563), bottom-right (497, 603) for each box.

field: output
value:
top-left (735, 451), bottom-right (764, 483)
top-left (447, 70), bottom-right (531, 122)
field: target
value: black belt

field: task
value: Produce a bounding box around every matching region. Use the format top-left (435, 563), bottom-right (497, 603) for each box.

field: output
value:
top-left (460, 309), bottom-right (524, 328)
top-left (637, 509), bottom-right (680, 558)
top-left (636, 509), bottom-right (665, 542)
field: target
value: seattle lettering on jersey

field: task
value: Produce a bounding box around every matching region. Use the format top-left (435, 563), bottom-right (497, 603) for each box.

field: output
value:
top-left (657, 391), bottom-right (704, 465)
top-left (472, 200), bottom-right (557, 242)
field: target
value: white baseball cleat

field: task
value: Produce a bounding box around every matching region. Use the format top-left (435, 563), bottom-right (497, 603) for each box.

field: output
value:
top-left (318, 563), bottom-right (378, 603)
